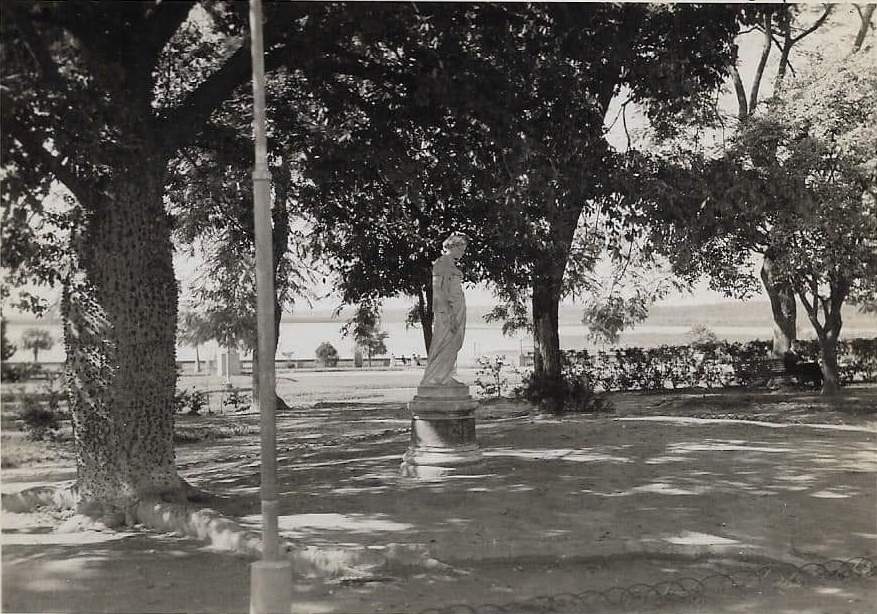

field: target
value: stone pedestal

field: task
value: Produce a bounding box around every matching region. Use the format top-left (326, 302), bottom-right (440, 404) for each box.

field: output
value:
top-left (250, 559), bottom-right (291, 614)
top-left (401, 382), bottom-right (483, 477)
top-left (216, 347), bottom-right (241, 378)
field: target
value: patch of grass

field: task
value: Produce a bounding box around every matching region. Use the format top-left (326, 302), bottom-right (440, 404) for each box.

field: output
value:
top-left (1, 432), bottom-right (73, 468)
top-left (174, 423), bottom-right (259, 444)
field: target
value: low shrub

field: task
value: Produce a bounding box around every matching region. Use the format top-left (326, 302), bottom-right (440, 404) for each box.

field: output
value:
top-left (474, 354), bottom-right (511, 399)
top-left (17, 391), bottom-right (62, 441)
top-left (222, 388), bottom-right (250, 413)
top-left (515, 353), bottom-right (610, 413)
top-left (1, 363), bottom-right (44, 383)
top-left (174, 389), bottom-right (209, 415)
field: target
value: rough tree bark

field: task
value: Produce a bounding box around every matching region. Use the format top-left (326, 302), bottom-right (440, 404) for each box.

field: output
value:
top-left (63, 138), bottom-right (184, 519)
top-left (531, 264), bottom-right (565, 382)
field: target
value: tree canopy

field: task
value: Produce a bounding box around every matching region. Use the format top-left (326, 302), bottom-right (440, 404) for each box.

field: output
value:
top-left (270, 3), bottom-right (746, 391)
top-left (643, 40), bottom-right (877, 394)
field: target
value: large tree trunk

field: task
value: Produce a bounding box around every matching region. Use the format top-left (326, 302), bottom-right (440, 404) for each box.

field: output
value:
top-left (798, 278), bottom-right (848, 397)
top-left (417, 284), bottom-right (434, 353)
top-left (531, 268), bottom-right (564, 383)
top-left (820, 327), bottom-right (842, 396)
top-left (528, 198), bottom-right (580, 413)
top-left (252, 179), bottom-right (290, 409)
top-left (760, 253), bottom-right (797, 357)
top-left (852, 4), bottom-right (875, 53)
top-left (64, 149), bottom-right (183, 519)
top-left (251, 298), bottom-right (287, 409)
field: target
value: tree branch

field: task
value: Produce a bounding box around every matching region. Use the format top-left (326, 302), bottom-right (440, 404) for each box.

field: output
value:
top-left (158, 27), bottom-right (380, 153)
top-left (157, 41), bottom-right (253, 152)
top-left (820, 294), bottom-right (830, 324)
top-left (9, 5), bottom-right (66, 92)
top-left (8, 125), bottom-right (91, 203)
top-left (791, 6), bottom-right (834, 44)
top-left (143, 1), bottom-right (197, 64)
top-left (748, 14), bottom-right (773, 113)
top-left (797, 285), bottom-right (824, 338)
top-left (730, 66), bottom-right (748, 120)
top-left (852, 4), bottom-right (876, 52)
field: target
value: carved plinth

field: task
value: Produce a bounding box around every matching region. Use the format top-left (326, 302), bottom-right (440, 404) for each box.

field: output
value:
top-left (400, 382), bottom-right (483, 477)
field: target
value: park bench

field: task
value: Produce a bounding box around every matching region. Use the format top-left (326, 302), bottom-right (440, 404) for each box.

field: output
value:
top-left (740, 357), bottom-right (792, 388)
top-left (739, 356), bottom-right (822, 389)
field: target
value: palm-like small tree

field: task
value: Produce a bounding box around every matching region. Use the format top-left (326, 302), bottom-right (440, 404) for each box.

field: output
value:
top-left (346, 303), bottom-right (389, 368)
top-left (178, 310), bottom-right (214, 374)
top-left (21, 328), bottom-right (53, 363)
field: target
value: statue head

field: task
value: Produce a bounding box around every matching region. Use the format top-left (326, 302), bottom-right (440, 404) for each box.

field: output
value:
top-left (442, 232), bottom-right (469, 258)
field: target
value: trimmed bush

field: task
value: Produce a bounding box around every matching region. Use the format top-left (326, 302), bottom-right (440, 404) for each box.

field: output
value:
top-left (17, 391), bottom-right (62, 441)
top-left (537, 338), bottom-right (877, 396)
top-left (515, 352), bottom-right (610, 413)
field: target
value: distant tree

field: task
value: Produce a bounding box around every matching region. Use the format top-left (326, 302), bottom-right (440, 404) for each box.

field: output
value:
top-left (177, 309), bottom-right (213, 373)
top-left (21, 327), bottom-right (53, 363)
top-left (657, 4), bottom-right (867, 359)
top-left (751, 46), bottom-right (877, 394)
top-left (315, 342), bottom-right (339, 368)
top-left (344, 303), bottom-right (389, 368)
top-left (688, 324), bottom-right (720, 348)
top-left (733, 4), bottom-right (838, 357)
top-left (651, 45), bottom-right (877, 395)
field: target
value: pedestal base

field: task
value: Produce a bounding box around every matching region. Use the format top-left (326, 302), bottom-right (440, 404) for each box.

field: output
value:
top-left (400, 383), bottom-right (482, 477)
top-left (250, 559), bottom-right (291, 614)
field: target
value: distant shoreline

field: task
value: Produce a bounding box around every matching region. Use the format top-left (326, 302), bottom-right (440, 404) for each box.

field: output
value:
top-left (279, 300), bottom-right (877, 329)
top-left (6, 299), bottom-right (877, 331)
top-left (4, 300), bottom-right (877, 331)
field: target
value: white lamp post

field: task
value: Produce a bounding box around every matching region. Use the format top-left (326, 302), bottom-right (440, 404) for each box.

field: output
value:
top-left (248, 0), bottom-right (291, 612)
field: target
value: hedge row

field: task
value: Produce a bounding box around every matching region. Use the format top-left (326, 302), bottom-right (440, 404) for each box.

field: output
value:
top-left (561, 338), bottom-right (877, 392)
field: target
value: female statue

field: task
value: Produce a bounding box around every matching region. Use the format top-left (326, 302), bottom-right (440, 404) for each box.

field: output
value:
top-left (420, 233), bottom-right (468, 386)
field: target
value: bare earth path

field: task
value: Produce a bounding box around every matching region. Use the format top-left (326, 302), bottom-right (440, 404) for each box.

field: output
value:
top-left (2, 373), bottom-right (876, 613)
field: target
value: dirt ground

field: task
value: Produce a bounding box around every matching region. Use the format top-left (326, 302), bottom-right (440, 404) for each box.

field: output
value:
top-left (2, 371), bottom-right (876, 613)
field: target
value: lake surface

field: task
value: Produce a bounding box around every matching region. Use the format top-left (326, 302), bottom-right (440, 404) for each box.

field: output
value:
top-left (6, 318), bottom-right (877, 367)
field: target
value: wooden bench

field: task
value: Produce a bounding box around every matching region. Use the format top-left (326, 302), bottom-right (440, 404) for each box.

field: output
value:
top-left (740, 356), bottom-right (821, 389)
top-left (740, 357), bottom-right (790, 388)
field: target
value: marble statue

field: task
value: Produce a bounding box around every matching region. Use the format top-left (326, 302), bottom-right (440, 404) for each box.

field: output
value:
top-left (420, 233), bottom-right (468, 387)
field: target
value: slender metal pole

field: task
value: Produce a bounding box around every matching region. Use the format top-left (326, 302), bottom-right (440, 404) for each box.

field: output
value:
top-left (249, 0), bottom-right (280, 564)
top-left (249, 1), bottom-right (291, 612)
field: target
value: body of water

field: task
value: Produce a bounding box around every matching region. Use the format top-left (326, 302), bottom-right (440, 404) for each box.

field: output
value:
top-left (6, 319), bottom-right (877, 367)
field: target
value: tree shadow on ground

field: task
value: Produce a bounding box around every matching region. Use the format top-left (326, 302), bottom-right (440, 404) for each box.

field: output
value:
top-left (610, 384), bottom-right (877, 424)
top-left (2, 523), bottom-right (250, 613)
top-left (185, 411), bottom-right (877, 575)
